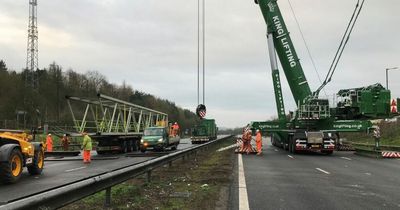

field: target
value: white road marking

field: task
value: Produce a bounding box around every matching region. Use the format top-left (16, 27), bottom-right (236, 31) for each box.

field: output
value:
top-left (238, 154), bottom-right (250, 210)
top-left (365, 172), bottom-right (372, 176)
top-left (44, 162), bottom-right (70, 168)
top-left (340, 157), bottom-right (352, 161)
top-left (316, 168), bottom-right (331, 175)
top-left (217, 144), bottom-right (237, 152)
top-left (288, 155), bottom-right (294, 159)
top-left (65, 166), bottom-right (86, 172)
top-left (274, 149), bottom-right (278, 152)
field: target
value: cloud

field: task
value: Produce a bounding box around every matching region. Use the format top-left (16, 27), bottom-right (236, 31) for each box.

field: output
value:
top-left (1, 0), bottom-right (399, 128)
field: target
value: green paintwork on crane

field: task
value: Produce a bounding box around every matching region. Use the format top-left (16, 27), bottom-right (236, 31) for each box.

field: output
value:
top-left (272, 69), bottom-right (286, 123)
top-left (250, 121), bottom-right (282, 132)
top-left (257, 0), bottom-right (312, 106)
top-left (397, 98), bottom-right (400, 112)
top-left (336, 83), bottom-right (393, 119)
top-left (330, 120), bottom-right (373, 132)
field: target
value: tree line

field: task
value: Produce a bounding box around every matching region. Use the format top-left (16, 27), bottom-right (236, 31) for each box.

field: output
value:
top-left (0, 60), bottom-right (200, 134)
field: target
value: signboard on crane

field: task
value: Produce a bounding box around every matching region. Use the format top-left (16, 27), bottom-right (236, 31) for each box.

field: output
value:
top-left (391, 99), bottom-right (397, 113)
top-left (196, 104), bottom-right (207, 119)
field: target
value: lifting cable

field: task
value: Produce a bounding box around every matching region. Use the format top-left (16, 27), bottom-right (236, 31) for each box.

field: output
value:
top-left (202, 0), bottom-right (206, 105)
top-left (197, 0), bottom-right (200, 105)
top-left (314, 0), bottom-right (365, 98)
top-left (196, 0), bottom-right (207, 119)
top-left (286, 0), bottom-right (327, 98)
top-left (197, 0), bottom-right (206, 105)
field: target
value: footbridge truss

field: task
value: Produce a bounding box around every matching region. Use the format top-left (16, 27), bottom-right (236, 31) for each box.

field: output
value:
top-left (66, 94), bottom-right (168, 136)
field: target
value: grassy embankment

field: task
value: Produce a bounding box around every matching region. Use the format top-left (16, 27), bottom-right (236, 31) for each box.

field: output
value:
top-left (62, 136), bottom-right (235, 210)
top-left (342, 120), bottom-right (400, 146)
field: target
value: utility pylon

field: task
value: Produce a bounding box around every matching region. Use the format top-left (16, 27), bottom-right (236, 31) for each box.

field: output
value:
top-left (26, 0), bottom-right (39, 89)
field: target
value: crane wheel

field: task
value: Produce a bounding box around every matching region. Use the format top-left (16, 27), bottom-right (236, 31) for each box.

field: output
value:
top-left (0, 148), bottom-right (23, 184)
top-left (28, 149), bottom-right (44, 175)
top-left (120, 141), bottom-right (128, 153)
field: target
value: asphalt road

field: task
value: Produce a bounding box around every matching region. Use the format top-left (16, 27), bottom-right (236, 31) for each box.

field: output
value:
top-left (0, 137), bottom-right (195, 204)
top-left (231, 137), bottom-right (400, 210)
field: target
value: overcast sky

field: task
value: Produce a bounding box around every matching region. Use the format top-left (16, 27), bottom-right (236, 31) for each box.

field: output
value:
top-left (1, 0), bottom-right (399, 128)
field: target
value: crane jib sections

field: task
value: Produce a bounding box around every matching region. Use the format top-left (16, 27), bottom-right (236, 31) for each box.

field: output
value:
top-left (65, 94), bottom-right (168, 136)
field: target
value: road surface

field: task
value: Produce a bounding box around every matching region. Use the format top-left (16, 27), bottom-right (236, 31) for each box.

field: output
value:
top-left (230, 137), bottom-right (400, 210)
top-left (0, 137), bottom-right (195, 205)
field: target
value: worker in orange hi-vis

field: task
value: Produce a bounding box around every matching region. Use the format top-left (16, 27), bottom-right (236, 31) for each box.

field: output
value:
top-left (46, 133), bottom-right (53, 152)
top-left (256, 129), bottom-right (263, 155)
top-left (81, 132), bottom-right (93, 164)
top-left (172, 122), bottom-right (180, 136)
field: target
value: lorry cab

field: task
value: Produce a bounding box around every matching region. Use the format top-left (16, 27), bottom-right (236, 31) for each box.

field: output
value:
top-left (140, 126), bottom-right (180, 152)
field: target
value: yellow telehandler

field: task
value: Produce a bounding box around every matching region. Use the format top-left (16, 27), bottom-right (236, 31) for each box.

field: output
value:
top-left (0, 131), bottom-right (44, 184)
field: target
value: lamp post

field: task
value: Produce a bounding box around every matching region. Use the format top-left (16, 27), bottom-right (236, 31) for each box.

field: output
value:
top-left (386, 67), bottom-right (399, 90)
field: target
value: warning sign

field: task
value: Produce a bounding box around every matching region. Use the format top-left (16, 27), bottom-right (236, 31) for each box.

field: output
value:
top-left (391, 99), bottom-right (397, 113)
top-left (391, 99), bottom-right (397, 107)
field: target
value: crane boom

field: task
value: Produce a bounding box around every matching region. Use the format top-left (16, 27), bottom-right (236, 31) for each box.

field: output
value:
top-left (256, 0), bottom-right (311, 106)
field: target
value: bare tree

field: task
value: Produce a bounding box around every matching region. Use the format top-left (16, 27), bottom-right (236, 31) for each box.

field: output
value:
top-left (86, 70), bottom-right (106, 92)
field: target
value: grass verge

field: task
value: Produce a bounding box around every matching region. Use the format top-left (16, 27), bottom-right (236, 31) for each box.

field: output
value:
top-left (61, 136), bottom-right (235, 210)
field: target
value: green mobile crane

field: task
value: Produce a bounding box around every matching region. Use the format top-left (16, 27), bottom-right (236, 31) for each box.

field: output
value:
top-left (251, 0), bottom-right (398, 154)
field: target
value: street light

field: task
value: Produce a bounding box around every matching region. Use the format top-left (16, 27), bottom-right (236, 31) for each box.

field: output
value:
top-left (386, 67), bottom-right (399, 90)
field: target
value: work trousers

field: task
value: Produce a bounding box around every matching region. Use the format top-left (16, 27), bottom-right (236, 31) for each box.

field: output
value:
top-left (83, 150), bottom-right (91, 163)
top-left (47, 145), bottom-right (53, 152)
top-left (256, 140), bottom-right (262, 154)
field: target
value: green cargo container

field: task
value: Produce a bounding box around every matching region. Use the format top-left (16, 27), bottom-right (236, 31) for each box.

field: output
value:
top-left (191, 119), bottom-right (218, 144)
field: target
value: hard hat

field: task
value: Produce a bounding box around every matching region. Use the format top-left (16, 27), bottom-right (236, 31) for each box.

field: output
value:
top-left (48, 133), bottom-right (51, 136)
top-left (256, 129), bottom-right (260, 132)
top-left (63, 134), bottom-right (67, 137)
top-left (174, 122), bottom-right (177, 124)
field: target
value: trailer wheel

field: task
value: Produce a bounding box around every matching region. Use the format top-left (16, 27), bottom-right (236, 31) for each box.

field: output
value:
top-left (126, 140), bottom-right (132, 152)
top-left (27, 148), bottom-right (44, 175)
top-left (283, 142), bottom-right (288, 151)
top-left (0, 148), bottom-right (23, 184)
top-left (120, 141), bottom-right (128, 153)
top-left (97, 150), bottom-right (107, 155)
top-left (289, 138), bottom-right (296, 154)
top-left (132, 140), bottom-right (139, 152)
